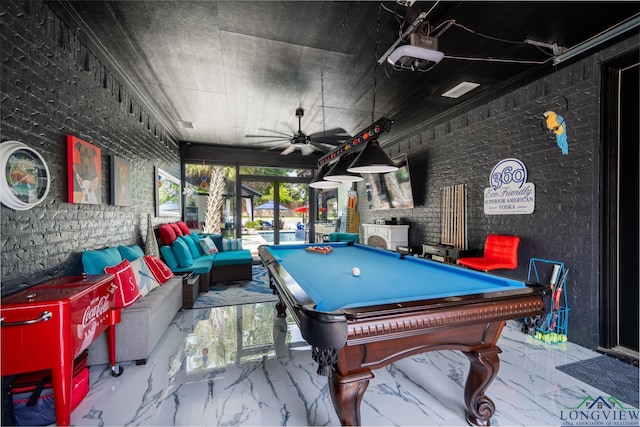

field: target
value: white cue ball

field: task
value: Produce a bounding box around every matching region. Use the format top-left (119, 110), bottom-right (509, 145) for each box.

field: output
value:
top-left (352, 267), bottom-right (360, 277)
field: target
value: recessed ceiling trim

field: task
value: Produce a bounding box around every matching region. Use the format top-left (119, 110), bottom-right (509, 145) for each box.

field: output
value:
top-left (441, 82), bottom-right (480, 99)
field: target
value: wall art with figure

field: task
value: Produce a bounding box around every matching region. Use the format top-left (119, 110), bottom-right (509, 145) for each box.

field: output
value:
top-left (67, 136), bottom-right (102, 204)
top-left (111, 156), bottom-right (131, 206)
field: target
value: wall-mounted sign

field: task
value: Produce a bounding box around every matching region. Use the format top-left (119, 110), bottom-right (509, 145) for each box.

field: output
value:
top-left (484, 158), bottom-right (535, 215)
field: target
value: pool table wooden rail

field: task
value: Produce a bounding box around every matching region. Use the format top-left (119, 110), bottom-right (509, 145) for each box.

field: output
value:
top-left (259, 244), bottom-right (551, 426)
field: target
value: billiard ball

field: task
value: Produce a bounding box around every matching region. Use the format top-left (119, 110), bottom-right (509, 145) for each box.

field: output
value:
top-left (352, 267), bottom-right (360, 277)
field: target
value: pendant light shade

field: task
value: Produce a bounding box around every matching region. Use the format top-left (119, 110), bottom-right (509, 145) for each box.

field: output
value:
top-left (347, 139), bottom-right (398, 173)
top-left (324, 155), bottom-right (363, 182)
top-left (309, 166), bottom-right (340, 189)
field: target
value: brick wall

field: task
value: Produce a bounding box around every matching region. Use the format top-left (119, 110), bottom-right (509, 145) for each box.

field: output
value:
top-left (1, 0), bottom-right (180, 294)
top-left (358, 36), bottom-right (638, 348)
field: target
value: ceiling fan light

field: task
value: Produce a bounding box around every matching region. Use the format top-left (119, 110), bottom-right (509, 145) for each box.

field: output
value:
top-left (347, 140), bottom-right (398, 174)
top-left (309, 166), bottom-right (341, 189)
top-left (324, 155), bottom-right (363, 182)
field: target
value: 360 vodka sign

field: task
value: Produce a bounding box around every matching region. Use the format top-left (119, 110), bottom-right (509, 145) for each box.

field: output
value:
top-left (484, 158), bottom-right (535, 214)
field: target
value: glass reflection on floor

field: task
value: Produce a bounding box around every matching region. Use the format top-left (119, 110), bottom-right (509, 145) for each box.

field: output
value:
top-left (173, 303), bottom-right (307, 378)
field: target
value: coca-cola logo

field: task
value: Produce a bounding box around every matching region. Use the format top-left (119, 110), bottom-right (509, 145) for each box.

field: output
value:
top-left (82, 295), bottom-right (110, 328)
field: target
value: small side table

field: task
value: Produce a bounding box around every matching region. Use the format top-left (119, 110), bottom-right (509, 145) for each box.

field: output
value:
top-left (179, 273), bottom-right (200, 309)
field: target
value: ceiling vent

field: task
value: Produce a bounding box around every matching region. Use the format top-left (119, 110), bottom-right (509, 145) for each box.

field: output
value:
top-left (441, 82), bottom-right (480, 98)
top-left (178, 120), bottom-right (196, 129)
top-left (387, 34), bottom-right (444, 71)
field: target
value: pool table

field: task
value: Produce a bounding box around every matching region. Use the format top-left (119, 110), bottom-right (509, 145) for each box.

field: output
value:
top-left (259, 243), bottom-right (551, 426)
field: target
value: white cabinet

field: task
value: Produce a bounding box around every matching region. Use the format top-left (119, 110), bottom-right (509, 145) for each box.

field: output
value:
top-left (361, 224), bottom-right (409, 251)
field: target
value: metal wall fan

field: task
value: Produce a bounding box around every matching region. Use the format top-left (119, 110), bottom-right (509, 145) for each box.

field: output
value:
top-left (245, 108), bottom-right (349, 156)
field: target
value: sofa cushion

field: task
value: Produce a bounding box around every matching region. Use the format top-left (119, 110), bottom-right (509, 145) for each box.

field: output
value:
top-left (212, 250), bottom-right (253, 266)
top-left (143, 255), bottom-right (174, 284)
top-left (82, 247), bottom-right (123, 274)
top-left (105, 260), bottom-right (141, 308)
top-left (176, 221), bottom-right (191, 235)
top-left (118, 245), bottom-right (144, 261)
top-left (160, 246), bottom-right (179, 270)
top-left (172, 238), bottom-right (194, 268)
top-left (130, 257), bottom-right (161, 297)
top-left (170, 223), bottom-right (183, 237)
top-left (222, 238), bottom-right (243, 251)
top-left (199, 236), bottom-right (219, 254)
top-left (170, 257), bottom-right (212, 275)
top-left (190, 232), bottom-right (205, 255)
top-left (180, 235), bottom-right (201, 259)
top-left (158, 224), bottom-right (176, 246)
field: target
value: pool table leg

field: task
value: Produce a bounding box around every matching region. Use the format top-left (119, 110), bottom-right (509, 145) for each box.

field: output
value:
top-left (275, 299), bottom-right (287, 317)
top-left (329, 370), bottom-right (374, 426)
top-left (462, 346), bottom-right (501, 426)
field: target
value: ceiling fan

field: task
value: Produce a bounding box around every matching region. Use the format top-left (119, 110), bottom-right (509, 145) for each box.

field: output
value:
top-left (245, 108), bottom-right (349, 156)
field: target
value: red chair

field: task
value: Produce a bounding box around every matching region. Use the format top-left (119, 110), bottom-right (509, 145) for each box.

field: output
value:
top-left (457, 234), bottom-right (520, 271)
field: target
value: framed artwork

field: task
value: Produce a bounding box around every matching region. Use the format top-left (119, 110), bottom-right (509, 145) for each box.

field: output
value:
top-left (111, 156), bottom-right (131, 206)
top-left (155, 167), bottom-right (181, 217)
top-left (67, 135), bottom-right (102, 204)
top-left (0, 140), bottom-right (51, 210)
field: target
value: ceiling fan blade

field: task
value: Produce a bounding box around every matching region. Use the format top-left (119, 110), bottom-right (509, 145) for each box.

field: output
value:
top-left (245, 128), bottom-right (292, 138)
top-left (300, 145), bottom-right (317, 156)
top-left (309, 141), bottom-right (333, 151)
top-left (267, 142), bottom-right (291, 151)
top-left (309, 128), bottom-right (350, 145)
top-left (251, 138), bottom-right (291, 144)
top-left (310, 138), bottom-right (345, 146)
top-left (310, 127), bottom-right (349, 138)
top-left (280, 145), bottom-right (297, 156)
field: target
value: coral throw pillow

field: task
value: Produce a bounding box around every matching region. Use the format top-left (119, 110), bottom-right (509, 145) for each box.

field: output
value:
top-left (176, 221), bottom-right (190, 235)
top-left (105, 260), bottom-right (141, 308)
top-left (170, 222), bottom-right (183, 236)
top-left (143, 255), bottom-right (174, 284)
top-left (158, 224), bottom-right (176, 246)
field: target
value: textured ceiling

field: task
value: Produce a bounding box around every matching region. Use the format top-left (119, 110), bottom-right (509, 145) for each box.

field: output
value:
top-left (49, 1), bottom-right (639, 158)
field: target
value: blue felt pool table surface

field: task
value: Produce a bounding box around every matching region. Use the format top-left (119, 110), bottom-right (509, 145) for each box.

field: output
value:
top-left (264, 243), bottom-right (526, 312)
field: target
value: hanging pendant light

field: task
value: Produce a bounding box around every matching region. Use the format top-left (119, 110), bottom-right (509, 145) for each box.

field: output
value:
top-left (347, 139), bottom-right (398, 173)
top-left (309, 166), bottom-right (340, 189)
top-left (324, 154), bottom-right (363, 182)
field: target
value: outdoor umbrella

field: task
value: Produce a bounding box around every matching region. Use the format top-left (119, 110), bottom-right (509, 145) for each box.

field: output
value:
top-left (254, 201), bottom-right (288, 211)
top-left (294, 205), bottom-right (308, 228)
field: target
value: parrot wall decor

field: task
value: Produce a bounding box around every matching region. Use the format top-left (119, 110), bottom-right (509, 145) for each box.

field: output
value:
top-left (543, 110), bottom-right (568, 155)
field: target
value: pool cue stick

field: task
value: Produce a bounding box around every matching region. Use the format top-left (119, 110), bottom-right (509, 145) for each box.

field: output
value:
top-left (452, 185), bottom-right (456, 247)
top-left (443, 187), bottom-right (449, 244)
top-left (455, 185), bottom-right (461, 248)
top-left (441, 188), bottom-right (445, 243)
top-left (450, 185), bottom-right (454, 245)
top-left (462, 185), bottom-right (466, 249)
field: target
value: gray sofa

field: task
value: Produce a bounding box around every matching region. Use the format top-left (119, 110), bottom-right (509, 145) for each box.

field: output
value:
top-left (86, 276), bottom-right (182, 365)
top-left (81, 245), bottom-right (183, 366)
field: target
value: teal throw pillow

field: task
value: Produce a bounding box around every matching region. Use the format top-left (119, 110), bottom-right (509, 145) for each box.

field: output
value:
top-left (190, 232), bottom-right (205, 255)
top-left (118, 245), bottom-right (144, 261)
top-left (180, 235), bottom-right (201, 259)
top-left (172, 238), bottom-right (194, 268)
top-left (160, 246), bottom-right (179, 270)
top-left (82, 247), bottom-right (123, 274)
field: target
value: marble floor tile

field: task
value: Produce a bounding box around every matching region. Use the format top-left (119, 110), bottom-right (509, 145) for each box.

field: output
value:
top-left (70, 302), bottom-right (638, 427)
